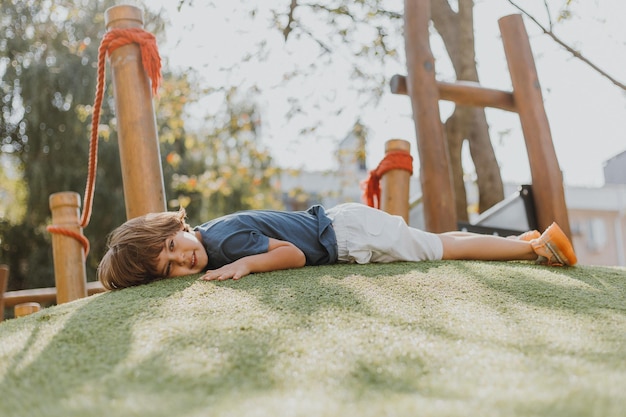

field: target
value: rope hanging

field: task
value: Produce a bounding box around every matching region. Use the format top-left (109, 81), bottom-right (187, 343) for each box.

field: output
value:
top-left (47, 27), bottom-right (162, 256)
top-left (361, 150), bottom-right (413, 209)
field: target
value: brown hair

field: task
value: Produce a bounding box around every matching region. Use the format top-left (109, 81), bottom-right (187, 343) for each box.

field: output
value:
top-left (97, 209), bottom-right (192, 290)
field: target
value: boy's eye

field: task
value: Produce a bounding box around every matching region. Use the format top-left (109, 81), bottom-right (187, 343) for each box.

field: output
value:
top-left (161, 239), bottom-right (174, 278)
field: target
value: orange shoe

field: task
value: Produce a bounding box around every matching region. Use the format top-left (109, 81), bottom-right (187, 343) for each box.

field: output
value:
top-left (530, 222), bottom-right (578, 266)
top-left (518, 230), bottom-right (540, 241)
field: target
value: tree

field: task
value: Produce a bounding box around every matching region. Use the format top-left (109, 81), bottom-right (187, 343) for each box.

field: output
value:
top-left (163, 85), bottom-right (284, 226)
top-left (1, 0), bottom-right (124, 289)
top-left (506, 0), bottom-right (626, 92)
top-left (427, 0), bottom-right (504, 220)
top-left (0, 156), bottom-right (26, 223)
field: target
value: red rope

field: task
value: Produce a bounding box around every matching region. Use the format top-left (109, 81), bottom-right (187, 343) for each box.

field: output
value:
top-left (361, 150), bottom-right (413, 209)
top-left (46, 225), bottom-right (91, 256)
top-left (47, 28), bottom-right (162, 257)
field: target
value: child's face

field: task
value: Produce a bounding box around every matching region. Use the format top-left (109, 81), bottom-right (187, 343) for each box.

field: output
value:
top-left (156, 230), bottom-right (208, 278)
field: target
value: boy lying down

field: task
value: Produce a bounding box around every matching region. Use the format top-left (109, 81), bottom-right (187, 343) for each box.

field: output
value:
top-left (97, 203), bottom-right (577, 290)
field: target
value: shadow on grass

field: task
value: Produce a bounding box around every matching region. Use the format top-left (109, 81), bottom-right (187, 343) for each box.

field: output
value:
top-left (211, 261), bottom-right (442, 316)
top-left (1, 261), bottom-right (624, 417)
top-left (456, 262), bottom-right (626, 316)
top-left (447, 261), bottom-right (626, 366)
top-left (3, 267), bottom-right (395, 415)
top-left (0, 278), bottom-right (249, 415)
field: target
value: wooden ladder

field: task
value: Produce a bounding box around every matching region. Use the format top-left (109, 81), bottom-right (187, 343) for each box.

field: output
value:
top-left (391, 1), bottom-right (571, 239)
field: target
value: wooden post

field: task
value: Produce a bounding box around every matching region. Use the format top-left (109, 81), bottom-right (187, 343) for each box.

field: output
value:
top-left (14, 302), bottom-right (41, 318)
top-left (0, 265), bottom-right (8, 322)
top-left (499, 15), bottom-right (572, 238)
top-left (403, 0), bottom-right (457, 233)
top-left (381, 139), bottom-right (411, 222)
top-left (105, 5), bottom-right (166, 219)
top-left (49, 192), bottom-right (87, 304)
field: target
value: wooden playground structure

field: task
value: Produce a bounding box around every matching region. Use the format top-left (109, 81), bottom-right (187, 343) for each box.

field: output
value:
top-left (2, 5), bottom-right (163, 317)
top-left (392, 1), bottom-right (571, 238)
top-left (1, 1), bottom-right (572, 320)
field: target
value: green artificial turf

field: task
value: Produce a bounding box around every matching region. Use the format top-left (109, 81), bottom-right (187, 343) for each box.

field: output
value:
top-left (0, 261), bottom-right (625, 417)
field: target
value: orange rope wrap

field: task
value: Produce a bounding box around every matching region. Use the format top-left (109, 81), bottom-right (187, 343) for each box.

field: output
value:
top-left (46, 225), bottom-right (91, 256)
top-left (47, 27), bottom-right (162, 257)
top-left (361, 150), bottom-right (413, 209)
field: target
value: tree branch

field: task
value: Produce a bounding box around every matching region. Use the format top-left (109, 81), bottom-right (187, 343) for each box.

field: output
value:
top-left (283, 0), bottom-right (298, 40)
top-left (506, 0), bottom-right (626, 91)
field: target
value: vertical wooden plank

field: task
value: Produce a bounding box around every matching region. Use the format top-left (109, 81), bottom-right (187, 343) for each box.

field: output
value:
top-left (499, 14), bottom-right (572, 238)
top-left (105, 5), bottom-right (167, 219)
top-left (381, 139), bottom-right (412, 223)
top-left (0, 265), bottom-right (8, 321)
top-left (404, 0), bottom-right (457, 232)
top-left (49, 192), bottom-right (88, 304)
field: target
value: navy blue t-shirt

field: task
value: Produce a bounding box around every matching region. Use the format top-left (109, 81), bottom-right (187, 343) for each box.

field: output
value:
top-left (194, 205), bottom-right (338, 270)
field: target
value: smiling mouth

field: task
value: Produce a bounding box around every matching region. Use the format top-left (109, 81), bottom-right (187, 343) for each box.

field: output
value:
top-left (190, 252), bottom-right (196, 269)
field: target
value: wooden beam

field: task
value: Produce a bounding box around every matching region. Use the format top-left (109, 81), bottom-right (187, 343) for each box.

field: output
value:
top-left (0, 265), bottom-right (8, 321)
top-left (391, 74), bottom-right (517, 113)
top-left (499, 14), bottom-right (571, 238)
top-left (105, 5), bottom-right (166, 219)
top-left (3, 281), bottom-right (106, 308)
top-left (403, 0), bottom-right (457, 232)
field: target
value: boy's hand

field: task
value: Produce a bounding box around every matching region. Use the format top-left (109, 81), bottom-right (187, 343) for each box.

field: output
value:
top-left (201, 262), bottom-right (250, 281)
top-left (200, 238), bottom-right (306, 282)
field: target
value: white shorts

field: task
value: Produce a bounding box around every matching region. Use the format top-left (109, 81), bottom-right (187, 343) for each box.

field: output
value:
top-left (325, 203), bottom-right (444, 264)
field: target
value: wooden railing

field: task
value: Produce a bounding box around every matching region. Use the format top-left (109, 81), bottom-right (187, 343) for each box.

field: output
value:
top-left (3, 281), bottom-right (105, 309)
top-left (0, 263), bottom-right (106, 320)
top-left (1, 5), bottom-right (165, 321)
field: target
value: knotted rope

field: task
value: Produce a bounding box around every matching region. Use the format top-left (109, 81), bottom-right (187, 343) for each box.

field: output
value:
top-left (47, 27), bottom-right (162, 256)
top-left (361, 150), bottom-right (413, 209)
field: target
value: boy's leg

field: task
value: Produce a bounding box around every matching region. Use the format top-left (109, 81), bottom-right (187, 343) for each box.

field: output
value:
top-left (331, 204), bottom-right (575, 266)
top-left (439, 223), bottom-right (577, 266)
top-left (445, 230), bottom-right (539, 240)
top-left (517, 230), bottom-right (541, 241)
top-left (439, 233), bottom-right (538, 261)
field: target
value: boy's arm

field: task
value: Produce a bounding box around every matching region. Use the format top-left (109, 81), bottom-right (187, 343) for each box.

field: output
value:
top-left (200, 237), bottom-right (306, 281)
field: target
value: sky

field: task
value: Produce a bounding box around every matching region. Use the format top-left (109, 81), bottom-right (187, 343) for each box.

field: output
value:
top-left (146, 0), bottom-right (626, 188)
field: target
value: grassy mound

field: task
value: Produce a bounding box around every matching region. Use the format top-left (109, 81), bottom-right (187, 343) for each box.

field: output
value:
top-left (1, 261), bottom-right (625, 417)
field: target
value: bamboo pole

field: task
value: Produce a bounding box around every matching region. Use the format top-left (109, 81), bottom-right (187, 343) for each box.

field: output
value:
top-left (49, 192), bottom-right (87, 303)
top-left (105, 5), bottom-right (166, 219)
top-left (380, 139), bottom-right (412, 223)
top-left (403, 0), bottom-right (457, 233)
top-left (499, 14), bottom-right (572, 239)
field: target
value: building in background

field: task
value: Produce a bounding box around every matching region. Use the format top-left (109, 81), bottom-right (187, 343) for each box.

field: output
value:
top-left (566, 151), bottom-right (626, 266)
top-left (278, 121), bottom-right (369, 211)
top-left (604, 150), bottom-right (626, 185)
